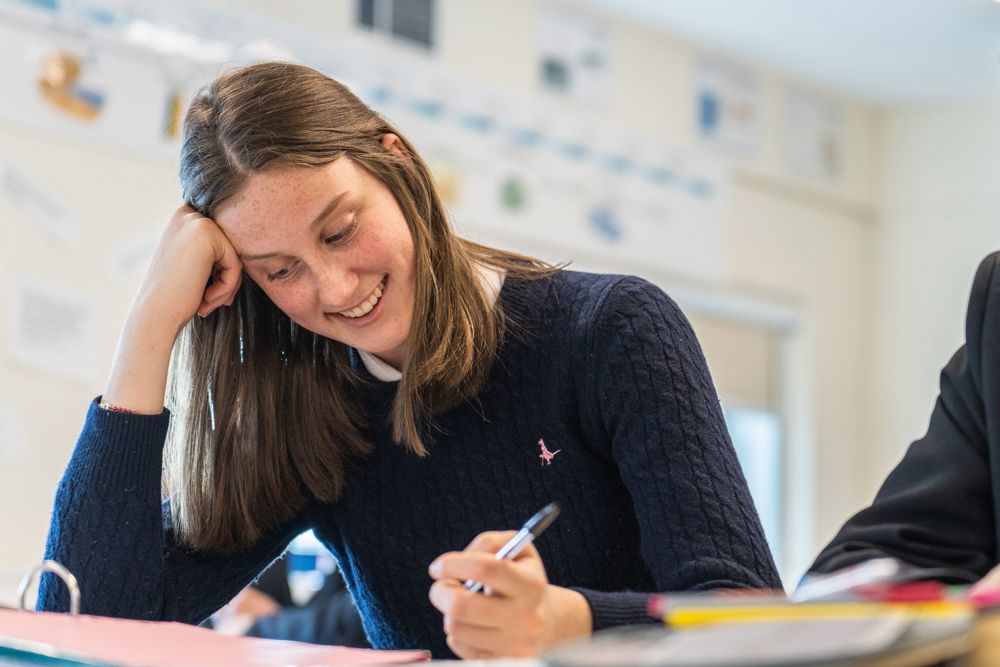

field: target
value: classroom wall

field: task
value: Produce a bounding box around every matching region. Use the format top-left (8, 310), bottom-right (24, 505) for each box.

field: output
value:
top-left (0, 0), bottom-right (884, 599)
top-left (0, 125), bottom-right (181, 598)
top-left (867, 102), bottom-right (1000, 491)
top-left (0, 124), bottom-right (180, 600)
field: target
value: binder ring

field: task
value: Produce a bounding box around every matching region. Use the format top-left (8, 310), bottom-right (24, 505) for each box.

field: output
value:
top-left (17, 560), bottom-right (81, 616)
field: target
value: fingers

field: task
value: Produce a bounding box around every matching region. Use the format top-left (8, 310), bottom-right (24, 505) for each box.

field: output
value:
top-left (197, 267), bottom-right (243, 316)
top-left (430, 530), bottom-right (553, 657)
top-left (445, 634), bottom-right (498, 661)
top-left (433, 580), bottom-right (544, 658)
top-left (465, 530), bottom-right (519, 552)
top-left (429, 549), bottom-right (544, 600)
top-left (141, 204), bottom-right (246, 327)
top-left (429, 579), bottom-right (522, 627)
top-left (443, 620), bottom-right (503, 660)
top-left (431, 579), bottom-right (546, 657)
top-left (197, 226), bottom-right (244, 317)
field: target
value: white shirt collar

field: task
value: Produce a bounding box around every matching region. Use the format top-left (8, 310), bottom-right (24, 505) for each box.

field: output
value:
top-left (358, 264), bottom-right (505, 382)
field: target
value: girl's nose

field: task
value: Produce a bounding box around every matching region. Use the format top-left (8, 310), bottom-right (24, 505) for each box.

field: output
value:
top-left (314, 263), bottom-right (359, 312)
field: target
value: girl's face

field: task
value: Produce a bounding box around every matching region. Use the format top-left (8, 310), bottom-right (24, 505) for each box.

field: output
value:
top-left (214, 142), bottom-right (417, 368)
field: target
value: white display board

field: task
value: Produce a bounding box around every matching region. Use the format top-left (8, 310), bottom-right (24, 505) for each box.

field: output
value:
top-left (371, 71), bottom-right (729, 283)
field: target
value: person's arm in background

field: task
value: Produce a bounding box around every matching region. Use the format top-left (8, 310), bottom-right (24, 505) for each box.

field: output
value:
top-left (210, 586), bottom-right (283, 636)
top-left (245, 568), bottom-right (370, 648)
top-left (209, 554), bottom-right (368, 648)
top-left (809, 252), bottom-right (1000, 584)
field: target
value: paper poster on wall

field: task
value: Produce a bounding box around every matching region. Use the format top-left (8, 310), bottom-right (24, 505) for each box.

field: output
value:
top-left (38, 50), bottom-right (106, 122)
top-left (0, 21), bottom-right (193, 159)
top-left (693, 55), bottom-right (759, 157)
top-left (537, 4), bottom-right (613, 106)
top-left (783, 88), bottom-right (843, 182)
top-left (8, 280), bottom-right (101, 383)
top-left (163, 88), bottom-right (186, 140)
top-left (0, 159), bottom-right (79, 244)
top-left (0, 408), bottom-right (24, 461)
top-left (465, 136), bottom-right (729, 284)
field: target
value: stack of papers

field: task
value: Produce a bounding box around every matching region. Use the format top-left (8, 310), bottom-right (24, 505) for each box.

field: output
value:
top-left (544, 586), bottom-right (976, 667)
top-left (545, 611), bottom-right (973, 667)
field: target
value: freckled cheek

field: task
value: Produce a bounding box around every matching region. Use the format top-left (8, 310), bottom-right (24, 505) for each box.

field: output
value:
top-left (267, 285), bottom-right (316, 321)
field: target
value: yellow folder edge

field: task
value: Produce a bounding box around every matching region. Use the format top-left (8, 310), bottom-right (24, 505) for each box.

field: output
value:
top-left (662, 600), bottom-right (972, 628)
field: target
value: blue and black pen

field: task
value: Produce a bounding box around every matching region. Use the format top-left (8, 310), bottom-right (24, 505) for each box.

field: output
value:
top-left (463, 502), bottom-right (561, 594)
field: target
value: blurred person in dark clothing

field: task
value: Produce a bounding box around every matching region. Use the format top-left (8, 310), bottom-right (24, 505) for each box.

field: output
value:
top-left (212, 558), bottom-right (368, 648)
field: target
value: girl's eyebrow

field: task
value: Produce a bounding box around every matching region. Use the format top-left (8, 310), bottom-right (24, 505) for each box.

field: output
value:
top-left (308, 191), bottom-right (349, 230)
top-left (240, 192), bottom-right (349, 262)
top-left (241, 250), bottom-right (284, 262)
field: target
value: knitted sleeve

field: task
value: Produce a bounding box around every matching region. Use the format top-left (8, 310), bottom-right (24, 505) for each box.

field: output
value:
top-left (38, 398), bottom-right (308, 623)
top-left (573, 276), bottom-right (781, 630)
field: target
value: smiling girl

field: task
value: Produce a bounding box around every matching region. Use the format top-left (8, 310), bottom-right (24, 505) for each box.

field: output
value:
top-left (39, 62), bottom-right (780, 659)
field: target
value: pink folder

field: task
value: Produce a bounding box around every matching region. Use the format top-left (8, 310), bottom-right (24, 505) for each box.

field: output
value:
top-left (0, 608), bottom-right (430, 666)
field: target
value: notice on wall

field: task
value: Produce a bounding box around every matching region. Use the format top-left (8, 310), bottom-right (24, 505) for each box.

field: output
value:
top-left (537, 4), bottom-right (613, 106)
top-left (783, 88), bottom-right (843, 182)
top-left (693, 55), bottom-right (760, 157)
top-left (0, 21), bottom-right (196, 159)
top-left (8, 280), bottom-right (100, 383)
top-left (0, 159), bottom-right (79, 244)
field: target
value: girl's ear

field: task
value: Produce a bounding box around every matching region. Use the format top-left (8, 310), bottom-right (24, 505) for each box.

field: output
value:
top-left (380, 133), bottom-right (410, 158)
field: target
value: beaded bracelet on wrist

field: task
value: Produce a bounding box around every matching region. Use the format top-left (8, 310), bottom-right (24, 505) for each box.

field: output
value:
top-left (98, 402), bottom-right (142, 415)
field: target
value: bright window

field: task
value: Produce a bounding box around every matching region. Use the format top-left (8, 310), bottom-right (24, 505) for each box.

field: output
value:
top-left (726, 407), bottom-right (784, 572)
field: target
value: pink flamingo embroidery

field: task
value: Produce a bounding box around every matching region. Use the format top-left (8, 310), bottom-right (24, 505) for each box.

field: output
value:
top-left (538, 438), bottom-right (561, 465)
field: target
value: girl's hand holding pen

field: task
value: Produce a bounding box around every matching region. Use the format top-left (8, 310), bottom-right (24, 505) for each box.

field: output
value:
top-left (427, 531), bottom-right (592, 659)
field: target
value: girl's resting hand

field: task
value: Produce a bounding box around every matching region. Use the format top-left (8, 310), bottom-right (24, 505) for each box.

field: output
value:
top-left (135, 205), bottom-right (243, 333)
top-left (101, 205), bottom-right (243, 414)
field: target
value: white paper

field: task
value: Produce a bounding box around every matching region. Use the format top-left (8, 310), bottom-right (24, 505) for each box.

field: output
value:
top-left (0, 20), bottom-right (204, 159)
top-left (693, 54), bottom-right (760, 157)
top-left (0, 159), bottom-right (79, 244)
top-left (8, 280), bottom-right (101, 383)
top-left (783, 88), bottom-right (843, 182)
top-left (537, 5), bottom-right (613, 106)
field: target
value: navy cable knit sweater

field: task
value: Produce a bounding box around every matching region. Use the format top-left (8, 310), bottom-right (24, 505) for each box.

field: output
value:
top-left (40, 270), bottom-right (780, 658)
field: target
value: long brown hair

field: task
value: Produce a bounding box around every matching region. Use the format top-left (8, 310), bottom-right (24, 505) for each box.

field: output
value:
top-left (165, 61), bottom-right (559, 552)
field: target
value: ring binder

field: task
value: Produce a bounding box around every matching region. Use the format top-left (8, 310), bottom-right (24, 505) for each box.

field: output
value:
top-left (2, 560), bottom-right (430, 664)
top-left (16, 559), bottom-right (80, 616)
